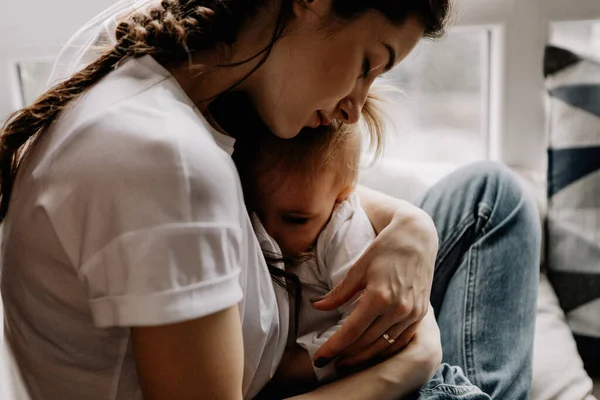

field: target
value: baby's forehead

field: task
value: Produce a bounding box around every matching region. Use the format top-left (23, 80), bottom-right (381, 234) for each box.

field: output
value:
top-left (261, 169), bottom-right (340, 209)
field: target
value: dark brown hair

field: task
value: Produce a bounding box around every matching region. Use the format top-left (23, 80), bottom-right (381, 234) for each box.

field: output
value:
top-left (0, 0), bottom-right (450, 221)
top-left (0, 0), bottom-right (450, 301)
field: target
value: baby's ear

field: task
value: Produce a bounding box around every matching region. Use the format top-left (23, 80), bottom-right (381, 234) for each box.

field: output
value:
top-left (336, 185), bottom-right (353, 203)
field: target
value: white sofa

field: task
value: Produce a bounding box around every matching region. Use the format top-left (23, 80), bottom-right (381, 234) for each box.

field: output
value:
top-left (1, 159), bottom-right (599, 399)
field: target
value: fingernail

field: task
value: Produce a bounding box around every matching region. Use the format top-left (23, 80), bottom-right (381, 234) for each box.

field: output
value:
top-left (310, 295), bottom-right (325, 303)
top-left (313, 357), bottom-right (331, 368)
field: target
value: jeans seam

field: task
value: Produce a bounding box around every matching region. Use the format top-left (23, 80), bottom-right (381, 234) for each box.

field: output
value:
top-left (464, 244), bottom-right (479, 389)
top-left (435, 202), bottom-right (491, 390)
top-left (477, 202), bottom-right (494, 234)
top-left (436, 200), bottom-right (493, 271)
top-left (435, 215), bottom-right (475, 270)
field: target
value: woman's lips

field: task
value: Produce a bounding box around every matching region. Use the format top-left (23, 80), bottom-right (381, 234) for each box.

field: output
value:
top-left (312, 111), bottom-right (331, 128)
top-left (311, 112), bottom-right (321, 128)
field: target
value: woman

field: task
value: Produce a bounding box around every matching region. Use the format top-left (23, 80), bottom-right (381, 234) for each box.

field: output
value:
top-left (0, 1), bottom-right (539, 399)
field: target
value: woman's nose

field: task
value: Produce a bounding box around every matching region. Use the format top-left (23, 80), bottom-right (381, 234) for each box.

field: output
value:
top-left (338, 97), bottom-right (361, 124)
top-left (337, 85), bottom-right (369, 124)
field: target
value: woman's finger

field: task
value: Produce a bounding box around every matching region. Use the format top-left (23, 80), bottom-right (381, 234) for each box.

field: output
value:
top-left (380, 322), bottom-right (420, 358)
top-left (312, 290), bottom-right (384, 365)
top-left (388, 305), bottom-right (440, 360)
top-left (311, 248), bottom-right (371, 312)
top-left (336, 315), bottom-right (389, 358)
top-left (338, 287), bottom-right (422, 358)
top-left (335, 320), bottom-right (414, 368)
top-left (337, 302), bottom-right (415, 358)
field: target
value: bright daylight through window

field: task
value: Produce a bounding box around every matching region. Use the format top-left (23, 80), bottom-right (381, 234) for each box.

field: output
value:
top-left (378, 28), bottom-right (491, 166)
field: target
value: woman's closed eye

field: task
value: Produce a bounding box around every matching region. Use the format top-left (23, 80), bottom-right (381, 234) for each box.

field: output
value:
top-left (282, 214), bottom-right (309, 225)
top-left (361, 58), bottom-right (371, 79)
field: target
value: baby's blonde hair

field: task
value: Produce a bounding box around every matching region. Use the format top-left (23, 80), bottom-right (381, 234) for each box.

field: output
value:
top-left (233, 87), bottom-right (388, 210)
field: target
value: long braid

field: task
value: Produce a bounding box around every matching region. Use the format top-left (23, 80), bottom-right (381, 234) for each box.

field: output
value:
top-left (0, 0), bottom-right (270, 222)
top-left (0, 49), bottom-right (125, 219)
top-left (0, 0), bottom-right (302, 306)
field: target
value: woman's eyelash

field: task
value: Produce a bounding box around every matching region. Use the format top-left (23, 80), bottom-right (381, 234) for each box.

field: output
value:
top-left (362, 58), bottom-right (371, 79)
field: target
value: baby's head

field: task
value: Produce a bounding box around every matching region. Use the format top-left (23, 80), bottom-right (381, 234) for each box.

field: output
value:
top-left (247, 126), bottom-right (360, 257)
top-left (234, 95), bottom-right (384, 257)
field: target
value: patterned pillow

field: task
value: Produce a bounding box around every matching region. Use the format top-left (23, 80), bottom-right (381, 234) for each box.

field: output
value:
top-left (544, 45), bottom-right (600, 377)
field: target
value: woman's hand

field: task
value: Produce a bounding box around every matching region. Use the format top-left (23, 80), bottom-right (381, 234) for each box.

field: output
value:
top-left (289, 306), bottom-right (442, 400)
top-left (339, 304), bottom-right (442, 375)
top-left (311, 186), bottom-right (438, 368)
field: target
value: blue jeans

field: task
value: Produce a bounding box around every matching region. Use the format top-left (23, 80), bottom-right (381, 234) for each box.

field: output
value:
top-left (413, 162), bottom-right (540, 400)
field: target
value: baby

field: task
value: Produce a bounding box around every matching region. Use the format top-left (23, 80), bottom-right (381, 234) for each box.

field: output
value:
top-left (233, 97), bottom-right (384, 389)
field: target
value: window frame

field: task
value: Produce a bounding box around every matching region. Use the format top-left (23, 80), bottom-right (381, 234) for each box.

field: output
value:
top-left (457, 0), bottom-right (600, 177)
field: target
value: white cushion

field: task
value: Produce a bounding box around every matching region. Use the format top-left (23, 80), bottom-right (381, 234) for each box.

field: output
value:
top-left (532, 274), bottom-right (597, 400)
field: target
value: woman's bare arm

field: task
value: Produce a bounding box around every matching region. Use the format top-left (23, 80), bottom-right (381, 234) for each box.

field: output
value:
top-left (312, 185), bottom-right (438, 366)
top-left (355, 185), bottom-right (429, 235)
top-left (131, 306), bottom-right (244, 400)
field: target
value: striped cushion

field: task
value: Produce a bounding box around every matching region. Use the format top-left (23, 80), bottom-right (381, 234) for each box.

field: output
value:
top-left (545, 45), bottom-right (600, 377)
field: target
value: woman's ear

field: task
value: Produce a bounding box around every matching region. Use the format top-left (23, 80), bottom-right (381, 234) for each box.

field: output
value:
top-left (291, 0), bottom-right (334, 24)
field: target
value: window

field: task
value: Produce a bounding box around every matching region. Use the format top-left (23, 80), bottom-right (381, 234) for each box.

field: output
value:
top-left (14, 58), bottom-right (55, 108)
top-left (378, 28), bottom-right (491, 166)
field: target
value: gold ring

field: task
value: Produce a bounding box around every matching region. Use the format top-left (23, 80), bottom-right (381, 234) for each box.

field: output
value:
top-left (382, 332), bottom-right (395, 345)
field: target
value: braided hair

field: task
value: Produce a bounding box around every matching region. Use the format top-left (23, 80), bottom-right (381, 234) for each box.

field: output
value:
top-left (0, 0), bottom-right (289, 220)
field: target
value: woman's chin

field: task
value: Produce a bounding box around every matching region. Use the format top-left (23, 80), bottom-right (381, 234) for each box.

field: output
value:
top-left (270, 123), bottom-right (304, 140)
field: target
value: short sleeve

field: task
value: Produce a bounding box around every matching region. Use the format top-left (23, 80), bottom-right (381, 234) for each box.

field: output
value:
top-left (43, 101), bottom-right (246, 328)
top-left (81, 223), bottom-right (244, 327)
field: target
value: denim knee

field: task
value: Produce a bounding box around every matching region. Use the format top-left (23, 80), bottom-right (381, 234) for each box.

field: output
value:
top-left (464, 161), bottom-right (540, 241)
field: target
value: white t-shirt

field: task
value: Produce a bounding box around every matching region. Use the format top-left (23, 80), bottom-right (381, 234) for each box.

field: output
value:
top-left (252, 193), bottom-right (375, 382)
top-left (1, 54), bottom-right (287, 400)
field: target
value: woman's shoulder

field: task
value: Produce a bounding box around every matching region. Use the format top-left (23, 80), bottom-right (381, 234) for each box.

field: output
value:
top-left (36, 65), bottom-right (244, 234)
top-left (47, 61), bottom-right (238, 194)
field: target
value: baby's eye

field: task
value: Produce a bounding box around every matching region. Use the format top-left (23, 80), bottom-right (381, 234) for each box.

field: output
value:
top-left (282, 214), bottom-right (309, 225)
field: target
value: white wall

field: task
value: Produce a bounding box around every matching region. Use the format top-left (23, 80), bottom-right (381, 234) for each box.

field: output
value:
top-left (0, 0), bottom-right (116, 121)
top-left (458, 0), bottom-right (600, 177)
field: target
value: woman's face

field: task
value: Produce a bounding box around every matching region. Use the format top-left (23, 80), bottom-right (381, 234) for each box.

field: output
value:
top-left (247, 0), bottom-right (425, 139)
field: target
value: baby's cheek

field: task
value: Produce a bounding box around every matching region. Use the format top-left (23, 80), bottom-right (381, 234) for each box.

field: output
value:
top-left (280, 228), bottom-right (319, 257)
